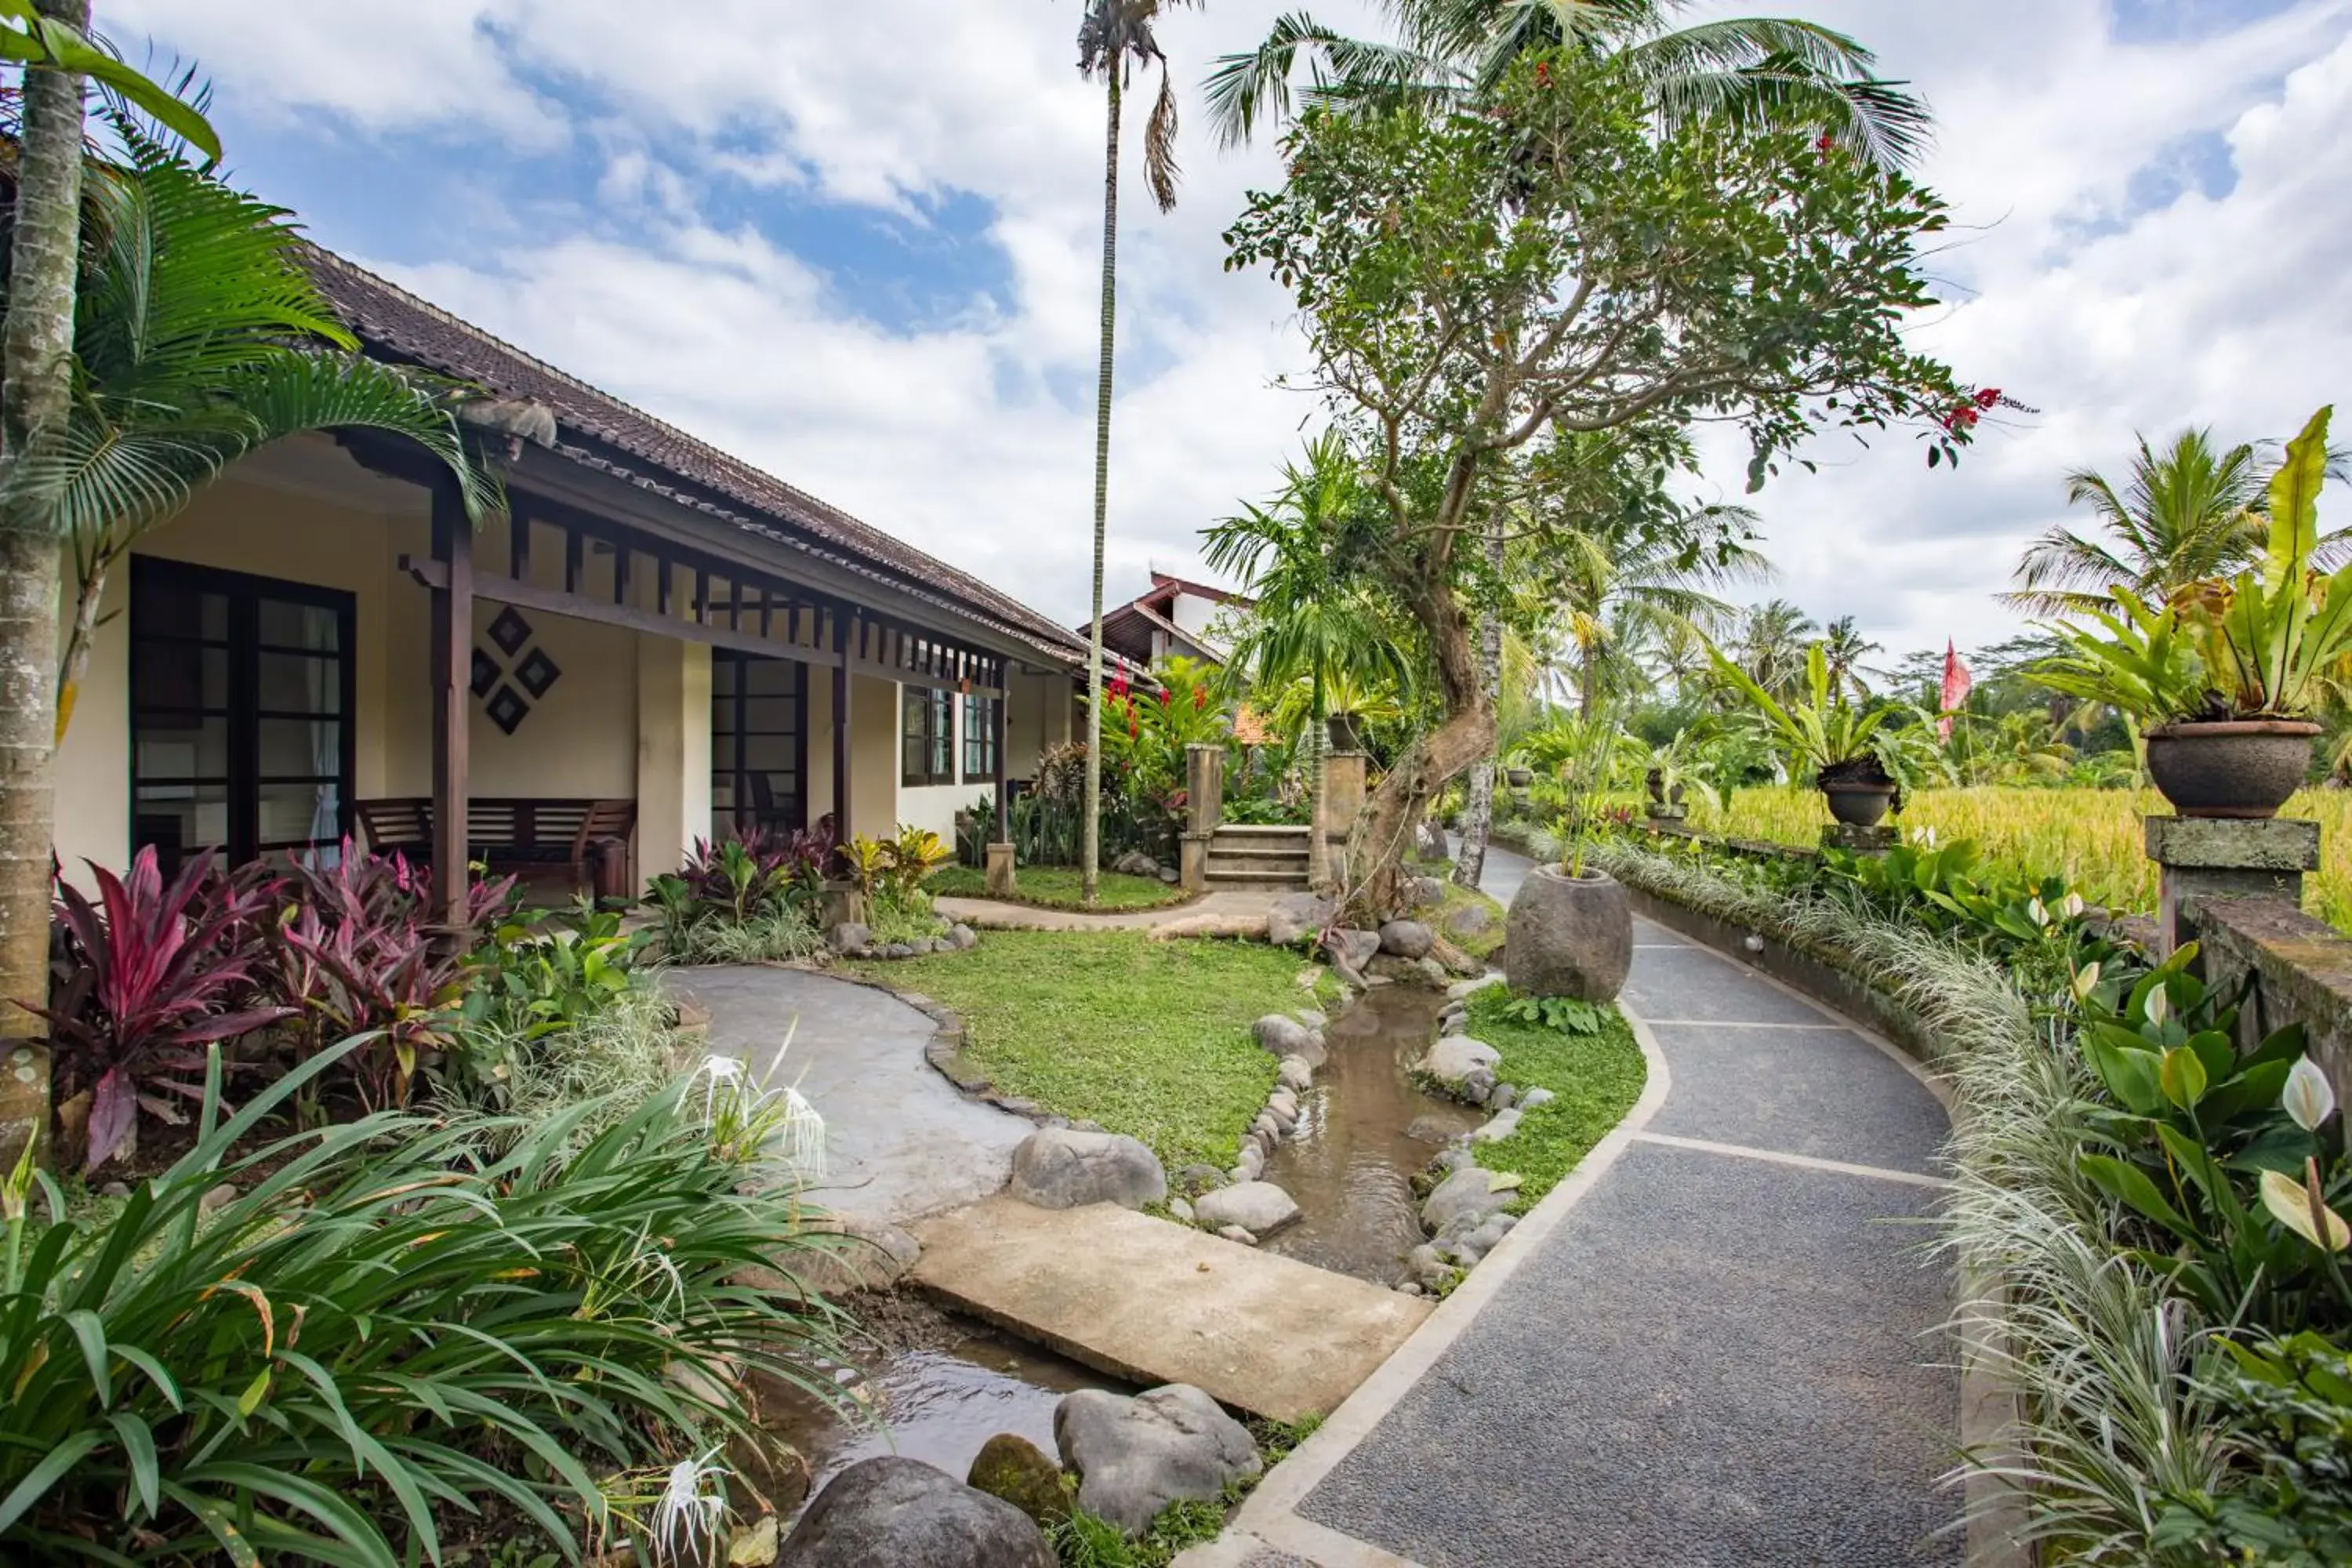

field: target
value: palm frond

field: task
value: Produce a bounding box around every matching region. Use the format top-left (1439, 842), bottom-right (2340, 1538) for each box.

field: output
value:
top-left (1204, 14), bottom-right (1445, 147)
top-left (1621, 20), bottom-right (1931, 169)
top-left (1144, 61), bottom-right (1182, 212)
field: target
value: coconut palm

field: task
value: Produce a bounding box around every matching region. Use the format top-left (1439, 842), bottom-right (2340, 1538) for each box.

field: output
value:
top-left (1206, 0), bottom-right (1931, 169)
top-left (1820, 615), bottom-right (1882, 701)
top-left (0, 4), bottom-right (221, 1163)
top-left (1546, 506), bottom-right (1768, 719)
top-left (1076, 0), bottom-right (1200, 907)
top-left (2002, 427), bottom-right (2352, 619)
top-left (1725, 597), bottom-right (1818, 699)
top-left (39, 130), bottom-right (495, 740)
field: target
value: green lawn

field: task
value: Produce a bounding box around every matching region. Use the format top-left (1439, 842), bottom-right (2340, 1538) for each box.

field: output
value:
top-left (853, 931), bottom-right (1330, 1171)
top-left (1461, 986), bottom-right (1646, 1212)
top-left (927, 864), bottom-right (1189, 912)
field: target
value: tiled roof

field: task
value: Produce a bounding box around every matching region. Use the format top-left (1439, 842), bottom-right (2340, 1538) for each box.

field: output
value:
top-left (299, 246), bottom-right (1093, 669)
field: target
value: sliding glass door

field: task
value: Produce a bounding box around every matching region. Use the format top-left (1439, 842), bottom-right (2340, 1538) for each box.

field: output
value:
top-left (129, 557), bottom-right (355, 872)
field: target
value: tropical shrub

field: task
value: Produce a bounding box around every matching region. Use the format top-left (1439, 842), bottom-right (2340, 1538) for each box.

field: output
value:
top-left (0, 1040), bottom-right (851, 1564)
top-left (1709, 641), bottom-right (1904, 789)
top-left (447, 904), bottom-right (657, 1099)
top-left (645, 828), bottom-right (828, 964)
top-left (34, 849), bottom-right (293, 1172)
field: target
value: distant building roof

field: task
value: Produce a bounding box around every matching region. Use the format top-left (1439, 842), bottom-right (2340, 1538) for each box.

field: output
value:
top-left (1087, 572), bottom-right (1254, 667)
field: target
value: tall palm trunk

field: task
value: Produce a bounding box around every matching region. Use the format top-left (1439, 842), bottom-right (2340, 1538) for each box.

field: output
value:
top-left (0, 0), bottom-right (93, 1166)
top-left (1452, 511), bottom-right (1505, 890)
top-left (1082, 71), bottom-right (1123, 908)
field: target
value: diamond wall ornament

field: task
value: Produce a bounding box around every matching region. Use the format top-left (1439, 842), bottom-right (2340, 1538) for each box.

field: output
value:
top-left (514, 646), bottom-right (563, 699)
top-left (488, 605), bottom-right (533, 656)
top-left (470, 647), bottom-right (501, 698)
top-left (485, 684), bottom-right (529, 735)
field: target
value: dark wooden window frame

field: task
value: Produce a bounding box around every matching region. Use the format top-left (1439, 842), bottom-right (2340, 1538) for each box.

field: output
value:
top-left (129, 556), bottom-right (358, 868)
top-left (961, 693), bottom-right (998, 784)
top-left (902, 685), bottom-right (955, 788)
top-left (712, 650), bottom-right (808, 834)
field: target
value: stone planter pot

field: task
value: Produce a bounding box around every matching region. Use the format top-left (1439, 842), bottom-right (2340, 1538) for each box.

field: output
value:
top-left (1504, 766), bottom-right (1534, 788)
top-left (1327, 711), bottom-right (1366, 753)
top-left (2144, 720), bottom-right (2321, 819)
top-left (1821, 782), bottom-right (1896, 828)
top-left (1504, 865), bottom-right (1632, 1004)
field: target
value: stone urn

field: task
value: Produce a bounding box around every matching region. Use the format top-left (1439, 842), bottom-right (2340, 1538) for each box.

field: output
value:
top-left (2143, 720), bottom-right (2321, 819)
top-left (1327, 711), bottom-right (1366, 753)
top-left (1820, 782), bottom-right (1896, 827)
top-left (1504, 865), bottom-right (1632, 1004)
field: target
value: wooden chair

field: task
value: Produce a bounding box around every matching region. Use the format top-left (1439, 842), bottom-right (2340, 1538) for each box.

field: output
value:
top-left (354, 796), bottom-right (638, 896)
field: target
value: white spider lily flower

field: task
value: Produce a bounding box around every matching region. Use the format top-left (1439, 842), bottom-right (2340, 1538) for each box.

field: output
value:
top-left (652, 1448), bottom-right (728, 1565)
top-left (2283, 1058), bottom-right (2338, 1133)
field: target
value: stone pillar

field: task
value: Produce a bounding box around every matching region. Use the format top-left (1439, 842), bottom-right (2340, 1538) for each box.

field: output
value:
top-left (1821, 822), bottom-right (1899, 855)
top-left (1180, 743), bottom-right (1224, 894)
top-left (2146, 815), bottom-right (2320, 956)
top-left (985, 840), bottom-right (1018, 898)
top-left (636, 636), bottom-right (711, 887)
top-left (1317, 750), bottom-right (1368, 889)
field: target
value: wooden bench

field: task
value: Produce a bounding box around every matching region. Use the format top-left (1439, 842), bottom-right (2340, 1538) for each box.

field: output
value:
top-left (355, 797), bottom-right (638, 897)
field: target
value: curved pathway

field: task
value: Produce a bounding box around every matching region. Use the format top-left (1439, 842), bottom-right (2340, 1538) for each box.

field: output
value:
top-left (1188, 840), bottom-right (1962, 1568)
top-left (664, 965), bottom-right (1029, 1223)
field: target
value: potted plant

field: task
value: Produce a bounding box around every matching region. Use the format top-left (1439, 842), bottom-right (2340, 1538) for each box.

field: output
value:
top-left (1504, 713), bottom-right (1635, 1003)
top-left (1636, 732), bottom-right (1720, 824)
top-left (1709, 644), bottom-right (1904, 826)
top-left (2038, 407), bottom-right (2352, 818)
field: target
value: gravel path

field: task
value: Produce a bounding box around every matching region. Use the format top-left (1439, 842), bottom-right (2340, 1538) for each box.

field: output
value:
top-left (1186, 840), bottom-right (1962, 1567)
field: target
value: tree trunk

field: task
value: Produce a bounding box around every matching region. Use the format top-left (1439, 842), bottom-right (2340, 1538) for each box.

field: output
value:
top-left (1347, 568), bottom-right (1490, 917)
top-left (1081, 70), bottom-right (1122, 908)
top-left (1451, 513), bottom-right (1506, 891)
top-left (0, 0), bottom-right (93, 1169)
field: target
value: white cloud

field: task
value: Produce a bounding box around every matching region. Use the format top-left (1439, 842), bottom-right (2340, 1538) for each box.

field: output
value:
top-left (94, 0), bottom-right (2352, 655)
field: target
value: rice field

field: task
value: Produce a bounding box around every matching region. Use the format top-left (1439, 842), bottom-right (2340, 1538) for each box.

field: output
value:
top-left (1686, 785), bottom-right (2352, 933)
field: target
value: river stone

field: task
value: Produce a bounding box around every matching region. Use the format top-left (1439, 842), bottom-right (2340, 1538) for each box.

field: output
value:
top-left (1169, 1196), bottom-right (1195, 1224)
top-left (1006, 1128), bottom-right (1167, 1210)
top-left (1277, 1055), bottom-right (1315, 1092)
top-left (1324, 927), bottom-right (1381, 974)
top-left (1252, 1014), bottom-right (1323, 1065)
top-left (779, 1457), bottom-right (1052, 1567)
top-left (1055, 1386), bottom-right (1261, 1535)
top-left (1266, 891), bottom-right (1337, 947)
top-left (1487, 1083), bottom-right (1518, 1111)
top-left (1174, 1163), bottom-right (1225, 1194)
top-left (948, 924), bottom-right (979, 951)
top-left (1446, 975), bottom-right (1505, 1001)
top-left (1469, 1214), bottom-right (1519, 1254)
top-left (1379, 920), bottom-right (1436, 960)
top-left (1414, 821), bottom-right (1454, 862)
top-left (967, 1434), bottom-right (1072, 1528)
top-left (739, 1214), bottom-right (921, 1301)
top-left (1459, 1067), bottom-right (1499, 1104)
top-left (1442, 901), bottom-right (1497, 941)
top-left (1405, 1114), bottom-right (1463, 1145)
top-left (829, 921), bottom-right (872, 954)
top-left (1192, 1180), bottom-right (1301, 1237)
top-left (1471, 1109), bottom-right (1523, 1144)
top-left (1403, 876), bottom-right (1446, 910)
top-left (1112, 849), bottom-right (1160, 878)
top-left (1422, 1165), bottom-right (1515, 1232)
top-left (1421, 1035), bottom-right (1501, 1089)
top-left (1406, 1243), bottom-right (1454, 1290)
top-left (1520, 1087), bottom-right (1555, 1109)
top-left (1218, 1224), bottom-right (1258, 1246)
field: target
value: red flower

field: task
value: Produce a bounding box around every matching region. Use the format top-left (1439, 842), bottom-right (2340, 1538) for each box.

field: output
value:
top-left (1534, 61), bottom-right (1552, 87)
top-left (1973, 386), bottom-right (2002, 409)
top-left (1128, 713), bottom-right (1140, 739)
top-left (1160, 689), bottom-right (1173, 706)
top-left (1817, 133), bottom-right (1835, 154)
top-left (1193, 688), bottom-right (1207, 711)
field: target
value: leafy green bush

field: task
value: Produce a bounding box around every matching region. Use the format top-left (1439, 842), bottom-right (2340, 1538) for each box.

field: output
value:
top-left (0, 1040), bottom-right (850, 1563)
top-left (644, 829), bottom-right (827, 964)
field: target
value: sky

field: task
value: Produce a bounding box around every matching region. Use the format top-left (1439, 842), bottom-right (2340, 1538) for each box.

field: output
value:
top-left (95, 0), bottom-right (2352, 662)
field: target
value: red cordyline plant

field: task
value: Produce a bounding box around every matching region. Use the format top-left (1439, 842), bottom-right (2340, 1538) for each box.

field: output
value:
top-left (31, 848), bottom-right (295, 1171)
top-left (258, 843), bottom-right (515, 1111)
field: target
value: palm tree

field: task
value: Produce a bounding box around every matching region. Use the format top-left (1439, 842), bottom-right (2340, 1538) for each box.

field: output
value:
top-left (44, 130), bottom-right (495, 740)
top-left (2002, 427), bottom-right (2352, 618)
top-left (1726, 597), bottom-right (1818, 698)
top-left (1206, 0), bottom-right (1931, 169)
top-left (1547, 505), bottom-right (1768, 718)
top-left (0, 5), bottom-right (222, 1163)
top-left (1205, 432), bottom-right (1413, 887)
top-left (1819, 615), bottom-right (1882, 701)
top-left (1075, 0), bottom-right (1199, 908)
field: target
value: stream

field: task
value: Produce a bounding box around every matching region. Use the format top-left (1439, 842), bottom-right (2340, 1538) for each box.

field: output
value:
top-left (1258, 984), bottom-right (1482, 1286)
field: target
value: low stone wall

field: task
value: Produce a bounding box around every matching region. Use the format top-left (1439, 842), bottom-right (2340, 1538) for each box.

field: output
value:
top-left (2183, 895), bottom-right (2352, 1101)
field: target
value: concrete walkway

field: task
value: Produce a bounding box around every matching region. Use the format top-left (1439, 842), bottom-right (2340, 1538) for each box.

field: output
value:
top-left (664, 965), bottom-right (1029, 1223)
top-left (910, 1196), bottom-right (1432, 1423)
top-left (936, 887), bottom-right (1278, 935)
top-left (1187, 840), bottom-right (1961, 1567)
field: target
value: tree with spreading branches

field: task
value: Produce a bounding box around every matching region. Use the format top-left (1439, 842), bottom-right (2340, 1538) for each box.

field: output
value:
top-left (1222, 48), bottom-right (1971, 908)
top-left (1074, 0), bottom-right (1200, 907)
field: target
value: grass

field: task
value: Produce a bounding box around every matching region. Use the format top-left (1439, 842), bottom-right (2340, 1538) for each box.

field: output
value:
top-left (849, 931), bottom-right (1334, 1171)
top-left (927, 864), bottom-right (1190, 911)
top-left (1689, 783), bottom-right (2352, 933)
top-left (1460, 987), bottom-right (1648, 1213)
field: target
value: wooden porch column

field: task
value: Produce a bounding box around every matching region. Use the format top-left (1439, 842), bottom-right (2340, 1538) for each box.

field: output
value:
top-left (429, 484), bottom-right (472, 921)
top-left (991, 673), bottom-right (1008, 837)
top-left (831, 607), bottom-right (856, 845)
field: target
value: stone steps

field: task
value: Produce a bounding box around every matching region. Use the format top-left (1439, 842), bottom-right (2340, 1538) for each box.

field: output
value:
top-left (1203, 824), bottom-right (1312, 891)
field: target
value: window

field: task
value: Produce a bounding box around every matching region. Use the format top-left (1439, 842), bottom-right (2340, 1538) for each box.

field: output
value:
top-left (130, 557), bottom-right (354, 873)
top-left (962, 694), bottom-right (998, 782)
top-left (901, 686), bottom-right (954, 786)
top-left (712, 652), bottom-right (806, 834)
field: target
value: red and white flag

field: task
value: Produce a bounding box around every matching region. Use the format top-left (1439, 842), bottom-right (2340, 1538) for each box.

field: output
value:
top-left (1939, 641), bottom-right (1973, 743)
